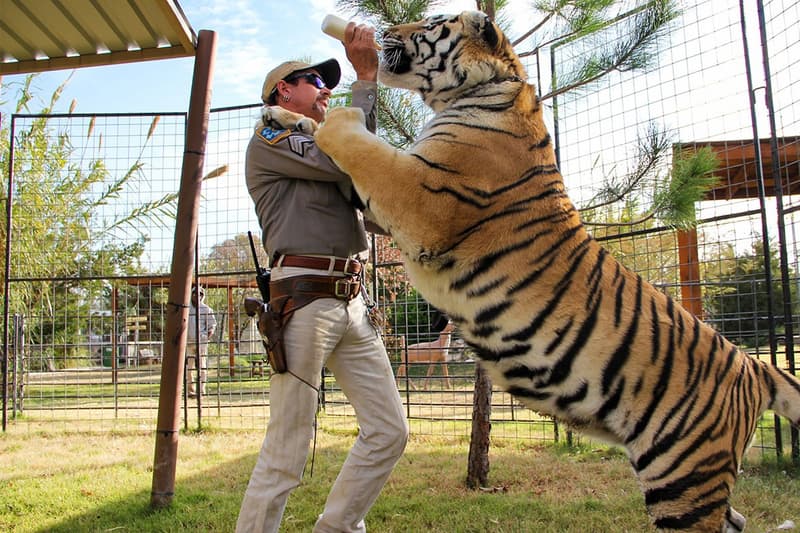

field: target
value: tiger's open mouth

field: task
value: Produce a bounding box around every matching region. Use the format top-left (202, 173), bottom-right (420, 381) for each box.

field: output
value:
top-left (380, 35), bottom-right (411, 75)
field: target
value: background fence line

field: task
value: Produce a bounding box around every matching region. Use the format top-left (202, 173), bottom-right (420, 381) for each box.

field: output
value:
top-left (2, 0), bottom-right (798, 460)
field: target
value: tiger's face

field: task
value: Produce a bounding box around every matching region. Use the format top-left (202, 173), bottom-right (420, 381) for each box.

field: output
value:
top-left (379, 11), bottom-right (527, 112)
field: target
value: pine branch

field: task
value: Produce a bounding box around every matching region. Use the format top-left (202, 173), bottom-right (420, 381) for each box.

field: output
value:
top-left (542, 0), bottom-right (679, 101)
top-left (580, 121), bottom-right (670, 213)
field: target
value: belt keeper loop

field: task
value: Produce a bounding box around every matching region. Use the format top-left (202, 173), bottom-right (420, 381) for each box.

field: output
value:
top-left (276, 254), bottom-right (285, 268)
top-left (327, 257), bottom-right (335, 276)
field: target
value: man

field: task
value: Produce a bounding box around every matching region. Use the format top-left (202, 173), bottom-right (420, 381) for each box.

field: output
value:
top-left (186, 285), bottom-right (217, 398)
top-left (236, 22), bottom-right (409, 533)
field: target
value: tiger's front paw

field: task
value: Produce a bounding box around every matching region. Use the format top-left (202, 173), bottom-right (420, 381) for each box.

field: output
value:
top-left (261, 105), bottom-right (318, 134)
top-left (316, 107), bottom-right (366, 154)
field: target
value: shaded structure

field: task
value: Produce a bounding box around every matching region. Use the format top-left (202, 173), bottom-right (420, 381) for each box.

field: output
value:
top-left (0, 0), bottom-right (195, 74)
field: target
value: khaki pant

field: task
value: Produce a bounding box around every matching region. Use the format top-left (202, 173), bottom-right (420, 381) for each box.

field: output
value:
top-left (185, 343), bottom-right (207, 396)
top-left (236, 267), bottom-right (408, 533)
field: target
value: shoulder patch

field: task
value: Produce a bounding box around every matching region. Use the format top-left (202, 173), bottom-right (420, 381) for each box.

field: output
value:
top-left (257, 126), bottom-right (291, 145)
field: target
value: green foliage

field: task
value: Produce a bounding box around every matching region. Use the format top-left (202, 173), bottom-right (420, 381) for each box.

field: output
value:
top-left (581, 124), bottom-right (720, 230)
top-left (390, 286), bottom-right (444, 344)
top-left (655, 146), bottom-right (720, 229)
top-left (704, 239), bottom-right (798, 347)
top-left (336, 0), bottom-right (445, 25)
top-left (0, 74), bottom-right (185, 367)
top-left (540, 0), bottom-right (681, 99)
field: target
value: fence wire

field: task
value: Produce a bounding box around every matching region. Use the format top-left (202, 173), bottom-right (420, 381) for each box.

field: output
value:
top-left (2, 0), bottom-right (798, 459)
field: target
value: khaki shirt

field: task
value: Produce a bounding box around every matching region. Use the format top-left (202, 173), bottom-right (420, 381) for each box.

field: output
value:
top-left (246, 81), bottom-right (378, 263)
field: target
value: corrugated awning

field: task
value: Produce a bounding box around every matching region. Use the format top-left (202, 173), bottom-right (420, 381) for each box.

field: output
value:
top-left (0, 0), bottom-right (196, 75)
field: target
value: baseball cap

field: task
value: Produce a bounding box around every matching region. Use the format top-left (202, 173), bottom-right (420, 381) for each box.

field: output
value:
top-left (261, 58), bottom-right (341, 103)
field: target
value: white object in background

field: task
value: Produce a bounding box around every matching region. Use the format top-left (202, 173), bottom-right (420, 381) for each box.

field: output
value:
top-left (321, 14), bottom-right (381, 50)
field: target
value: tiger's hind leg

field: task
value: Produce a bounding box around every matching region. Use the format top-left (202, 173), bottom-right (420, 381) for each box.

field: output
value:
top-left (632, 450), bottom-right (740, 532)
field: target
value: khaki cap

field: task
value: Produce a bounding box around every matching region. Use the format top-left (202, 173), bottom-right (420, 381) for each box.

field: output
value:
top-left (261, 58), bottom-right (341, 103)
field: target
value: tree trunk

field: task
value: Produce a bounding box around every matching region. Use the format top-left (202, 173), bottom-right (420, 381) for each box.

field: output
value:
top-left (466, 362), bottom-right (492, 489)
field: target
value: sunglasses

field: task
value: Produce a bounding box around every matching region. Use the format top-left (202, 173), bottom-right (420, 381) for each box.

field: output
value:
top-left (285, 72), bottom-right (326, 90)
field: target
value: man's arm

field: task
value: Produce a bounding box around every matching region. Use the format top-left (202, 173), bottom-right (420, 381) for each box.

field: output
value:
top-left (344, 23), bottom-right (379, 134)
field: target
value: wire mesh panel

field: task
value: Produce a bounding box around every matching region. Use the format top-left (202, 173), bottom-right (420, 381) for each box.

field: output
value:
top-left (2, 1), bottom-right (798, 459)
top-left (4, 112), bottom-right (185, 431)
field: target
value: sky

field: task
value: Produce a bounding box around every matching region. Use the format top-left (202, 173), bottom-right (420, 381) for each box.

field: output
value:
top-left (0, 0), bottom-right (488, 116)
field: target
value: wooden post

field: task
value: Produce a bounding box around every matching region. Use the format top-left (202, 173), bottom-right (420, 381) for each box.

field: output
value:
top-left (677, 228), bottom-right (704, 318)
top-left (466, 363), bottom-right (492, 489)
top-left (151, 29), bottom-right (217, 509)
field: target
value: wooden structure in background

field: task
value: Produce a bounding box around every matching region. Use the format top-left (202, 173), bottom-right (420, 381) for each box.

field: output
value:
top-left (675, 137), bottom-right (800, 318)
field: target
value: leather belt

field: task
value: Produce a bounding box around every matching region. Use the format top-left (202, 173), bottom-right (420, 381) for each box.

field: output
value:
top-left (270, 274), bottom-right (361, 305)
top-left (276, 254), bottom-right (362, 275)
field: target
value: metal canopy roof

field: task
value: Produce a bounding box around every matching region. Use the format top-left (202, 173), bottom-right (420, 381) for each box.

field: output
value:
top-left (0, 0), bottom-right (196, 75)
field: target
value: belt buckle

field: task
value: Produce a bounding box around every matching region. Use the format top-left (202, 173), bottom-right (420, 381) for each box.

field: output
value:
top-left (334, 277), bottom-right (357, 300)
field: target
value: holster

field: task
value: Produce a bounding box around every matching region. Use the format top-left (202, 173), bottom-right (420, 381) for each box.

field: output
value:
top-left (256, 274), bottom-right (361, 374)
top-left (259, 295), bottom-right (290, 374)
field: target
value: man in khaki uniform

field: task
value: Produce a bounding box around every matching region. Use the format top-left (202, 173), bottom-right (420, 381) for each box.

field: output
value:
top-left (186, 285), bottom-right (216, 398)
top-left (236, 21), bottom-right (408, 533)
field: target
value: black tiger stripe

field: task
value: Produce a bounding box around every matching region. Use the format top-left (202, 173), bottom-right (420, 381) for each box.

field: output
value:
top-left (461, 171), bottom-right (560, 199)
top-left (475, 300), bottom-right (513, 324)
top-left (602, 276), bottom-right (643, 395)
top-left (545, 317), bottom-right (574, 354)
top-left (651, 338), bottom-right (707, 444)
top-left (675, 301), bottom-right (685, 345)
top-left (467, 276), bottom-right (508, 297)
top-left (635, 381), bottom-right (725, 472)
top-left (653, 496), bottom-right (730, 530)
top-left (451, 233), bottom-right (548, 291)
top-left (474, 343), bottom-right (531, 362)
top-left (543, 290), bottom-right (603, 387)
top-left (529, 133), bottom-right (551, 150)
top-left (514, 207), bottom-right (575, 232)
top-left (626, 296), bottom-right (675, 444)
top-left (613, 275), bottom-right (626, 327)
top-left (504, 363), bottom-right (549, 380)
top-left (645, 449), bottom-right (732, 505)
top-left (531, 226), bottom-right (588, 270)
top-left (651, 296), bottom-right (661, 364)
top-left (411, 153), bottom-right (459, 173)
top-left (585, 248), bottom-right (607, 309)
top-left (556, 381), bottom-right (589, 409)
top-left (427, 119), bottom-right (529, 137)
top-left (596, 377), bottom-right (625, 421)
top-left (503, 245), bottom-right (591, 342)
top-left (421, 183), bottom-right (491, 208)
top-left (471, 324), bottom-right (499, 338)
top-left (506, 385), bottom-right (550, 400)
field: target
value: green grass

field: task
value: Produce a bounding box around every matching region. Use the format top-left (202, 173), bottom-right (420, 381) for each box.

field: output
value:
top-left (2, 429), bottom-right (798, 532)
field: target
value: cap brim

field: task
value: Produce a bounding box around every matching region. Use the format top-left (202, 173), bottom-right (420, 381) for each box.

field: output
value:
top-left (303, 58), bottom-right (341, 91)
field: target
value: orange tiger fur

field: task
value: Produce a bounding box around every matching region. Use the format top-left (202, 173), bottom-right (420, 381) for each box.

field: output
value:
top-left (315, 11), bottom-right (800, 532)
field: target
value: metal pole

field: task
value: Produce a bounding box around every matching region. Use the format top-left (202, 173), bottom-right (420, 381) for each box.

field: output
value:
top-left (151, 29), bottom-right (216, 508)
top-left (738, 0), bottom-right (782, 457)
top-left (2, 113), bottom-right (16, 432)
top-left (754, 0), bottom-right (798, 463)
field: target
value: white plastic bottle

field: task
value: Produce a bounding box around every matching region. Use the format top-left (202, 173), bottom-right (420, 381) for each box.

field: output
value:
top-left (321, 14), bottom-right (381, 50)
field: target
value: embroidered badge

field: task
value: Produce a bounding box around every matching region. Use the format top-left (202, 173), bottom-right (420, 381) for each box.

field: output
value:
top-left (257, 126), bottom-right (291, 145)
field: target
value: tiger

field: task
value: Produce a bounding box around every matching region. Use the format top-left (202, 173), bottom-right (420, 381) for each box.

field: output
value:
top-left (317, 10), bottom-right (800, 532)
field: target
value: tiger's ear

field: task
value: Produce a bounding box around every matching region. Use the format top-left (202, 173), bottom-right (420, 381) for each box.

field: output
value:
top-left (481, 15), bottom-right (500, 50)
top-left (463, 11), bottom-right (501, 51)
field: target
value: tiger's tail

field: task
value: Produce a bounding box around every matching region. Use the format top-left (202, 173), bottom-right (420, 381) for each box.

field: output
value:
top-left (762, 360), bottom-right (800, 427)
